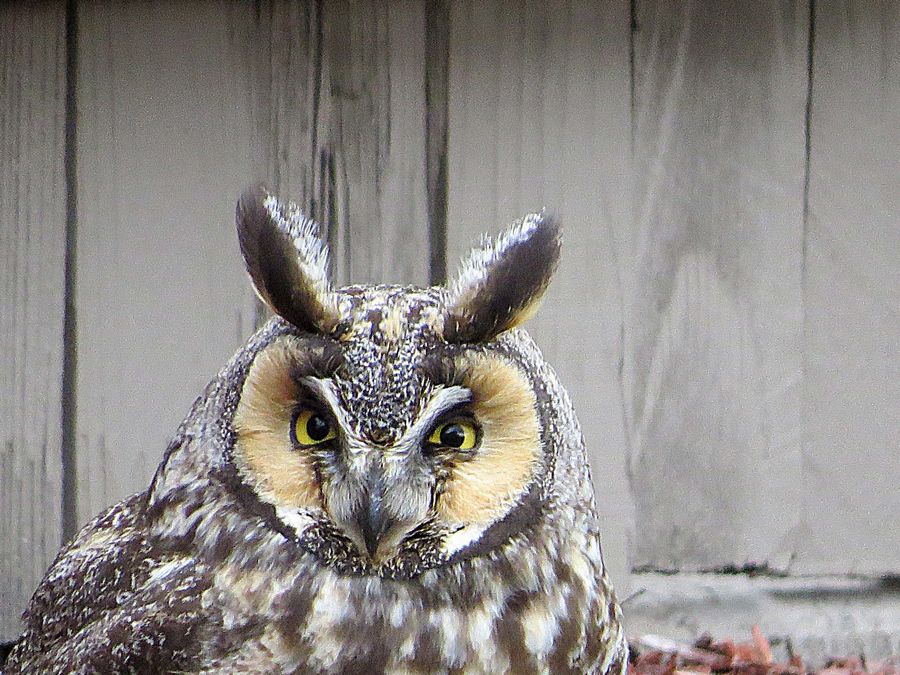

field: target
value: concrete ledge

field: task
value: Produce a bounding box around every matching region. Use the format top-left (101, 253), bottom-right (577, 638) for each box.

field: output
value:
top-left (623, 573), bottom-right (900, 668)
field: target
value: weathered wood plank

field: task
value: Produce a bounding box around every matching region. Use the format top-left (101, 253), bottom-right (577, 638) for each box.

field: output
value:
top-left (0, 2), bottom-right (67, 640)
top-left (425, 0), bottom-right (450, 284)
top-left (445, 0), bottom-right (633, 586)
top-left (73, 0), bottom-right (435, 528)
top-left (235, 0), bottom-right (432, 287)
top-left (798, 0), bottom-right (900, 574)
top-left (74, 2), bottom-right (258, 524)
top-left (326, 0), bottom-right (430, 286)
top-left (627, 1), bottom-right (809, 570)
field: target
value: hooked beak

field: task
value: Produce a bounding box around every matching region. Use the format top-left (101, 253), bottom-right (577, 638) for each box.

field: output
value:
top-left (352, 462), bottom-right (400, 563)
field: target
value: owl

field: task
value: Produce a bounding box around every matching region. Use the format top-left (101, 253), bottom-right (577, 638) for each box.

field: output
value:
top-left (3, 187), bottom-right (626, 674)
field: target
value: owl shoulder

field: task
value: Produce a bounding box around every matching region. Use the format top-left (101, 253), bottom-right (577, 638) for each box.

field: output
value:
top-left (5, 491), bottom-right (211, 673)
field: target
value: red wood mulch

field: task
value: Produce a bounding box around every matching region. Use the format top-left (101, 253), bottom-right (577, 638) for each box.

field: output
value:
top-left (628, 627), bottom-right (898, 675)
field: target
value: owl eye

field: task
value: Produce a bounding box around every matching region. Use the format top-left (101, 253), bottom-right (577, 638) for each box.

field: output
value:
top-left (291, 409), bottom-right (337, 447)
top-left (426, 419), bottom-right (479, 451)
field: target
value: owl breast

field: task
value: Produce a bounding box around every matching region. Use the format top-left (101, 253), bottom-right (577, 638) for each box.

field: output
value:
top-left (194, 494), bottom-right (623, 674)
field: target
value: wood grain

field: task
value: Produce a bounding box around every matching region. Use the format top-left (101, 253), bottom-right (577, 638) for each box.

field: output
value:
top-left (799, 0), bottom-right (900, 574)
top-left (425, 0), bottom-right (450, 283)
top-left (234, 0), bottom-right (432, 288)
top-left (0, 2), bottom-right (67, 640)
top-left (73, 0), bottom-right (436, 534)
top-left (627, 1), bottom-right (809, 571)
top-left (445, 0), bottom-right (633, 586)
top-left (74, 2), bottom-right (258, 525)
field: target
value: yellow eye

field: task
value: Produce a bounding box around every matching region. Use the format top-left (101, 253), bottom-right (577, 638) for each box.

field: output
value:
top-left (291, 409), bottom-right (336, 446)
top-left (427, 419), bottom-right (479, 450)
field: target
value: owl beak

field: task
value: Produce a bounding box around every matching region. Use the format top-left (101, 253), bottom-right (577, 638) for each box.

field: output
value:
top-left (354, 465), bottom-right (398, 562)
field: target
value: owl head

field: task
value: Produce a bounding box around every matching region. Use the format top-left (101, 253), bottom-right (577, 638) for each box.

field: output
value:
top-left (153, 187), bottom-right (593, 581)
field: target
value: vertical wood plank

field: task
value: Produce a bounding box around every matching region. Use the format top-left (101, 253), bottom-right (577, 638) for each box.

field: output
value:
top-left (446, 0), bottom-right (633, 586)
top-left (799, 1), bottom-right (900, 574)
top-left (0, 3), bottom-right (67, 639)
top-left (425, 0), bottom-right (451, 284)
top-left (74, 2), bottom-right (258, 525)
top-left (73, 0), bottom-right (436, 541)
top-left (234, 0), bottom-right (432, 288)
top-left (627, 1), bottom-right (809, 570)
top-left (328, 0), bottom-right (430, 286)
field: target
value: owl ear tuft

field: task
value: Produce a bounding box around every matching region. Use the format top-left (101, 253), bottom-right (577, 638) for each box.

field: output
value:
top-left (236, 186), bottom-right (342, 334)
top-left (443, 211), bottom-right (560, 343)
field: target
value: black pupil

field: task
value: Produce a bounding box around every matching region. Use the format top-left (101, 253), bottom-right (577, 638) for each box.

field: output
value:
top-left (439, 423), bottom-right (466, 447)
top-left (306, 414), bottom-right (330, 441)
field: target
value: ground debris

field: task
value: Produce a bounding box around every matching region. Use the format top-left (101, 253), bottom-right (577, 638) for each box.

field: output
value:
top-left (628, 627), bottom-right (899, 675)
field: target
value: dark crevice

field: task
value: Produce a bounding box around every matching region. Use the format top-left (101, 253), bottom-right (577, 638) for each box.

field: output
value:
top-left (425, 0), bottom-right (450, 285)
top-left (631, 562), bottom-right (790, 578)
top-left (0, 640), bottom-right (16, 668)
top-left (802, 0), bottom-right (815, 241)
top-left (800, 0), bottom-right (815, 507)
top-left (322, 148), bottom-right (339, 285)
top-left (61, 0), bottom-right (79, 543)
top-left (629, 0), bottom-right (637, 153)
top-left (309, 0), bottom-right (324, 220)
top-left (620, 0), bottom-right (639, 491)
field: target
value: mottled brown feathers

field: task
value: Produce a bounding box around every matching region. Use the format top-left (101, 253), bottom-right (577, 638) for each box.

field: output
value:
top-left (444, 211), bottom-right (561, 343)
top-left (6, 190), bottom-right (626, 674)
top-left (236, 185), bottom-right (342, 335)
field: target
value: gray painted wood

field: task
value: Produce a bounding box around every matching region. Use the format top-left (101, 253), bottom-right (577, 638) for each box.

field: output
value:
top-left (445, 0), bottom-right (634, 587)
top-left (324, 1), bottom-right (431, 286)
top-left (425, 0), bottom-right (451, 283)
top-left (234, 0), bottom-right (432, 288)
top-left (0, 3), bottom-right (67, 640)
top-left (73, 0), bottom-right (434, 530)
top-left (74, 2), bottom-right (258, 525)
top-left (798, 1), bottom-right (900, 575)
top-left (627, 1), bottom-right (809, 571)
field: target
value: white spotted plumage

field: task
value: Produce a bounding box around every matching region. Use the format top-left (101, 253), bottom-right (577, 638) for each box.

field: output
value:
top-left (3, 190), bottom-right (625, 675)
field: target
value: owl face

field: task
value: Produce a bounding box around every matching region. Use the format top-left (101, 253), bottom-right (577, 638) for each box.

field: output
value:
top-left (229, 188), bottom-right (560, 579)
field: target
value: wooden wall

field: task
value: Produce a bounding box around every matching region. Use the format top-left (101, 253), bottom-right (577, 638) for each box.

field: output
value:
top-left (1, 0), bottom-right (898, 639)
top-left (1, 2), bottom-right (68, 642)
top-left (627, 1), bottom-right (810, 572)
